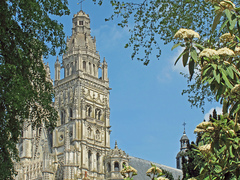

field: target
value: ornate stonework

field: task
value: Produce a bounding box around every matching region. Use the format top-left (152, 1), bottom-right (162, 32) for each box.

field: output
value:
top-left (15, 10), bottom-right (128, 180)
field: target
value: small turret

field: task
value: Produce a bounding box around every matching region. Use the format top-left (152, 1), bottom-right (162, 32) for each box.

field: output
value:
top-left (176, 122), bottom-right (189, 169)
top-left (102, 57), bottom-right (108, 81)
top-left (55, 56), bottom-right (61, 81)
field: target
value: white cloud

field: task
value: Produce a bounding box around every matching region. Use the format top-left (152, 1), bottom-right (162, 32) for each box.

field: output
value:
top-left (204, 106), bottom-right (222, 121)
top-left (92, 24), bottom-right (130, 51)
top-left (156, 67), bottom-right (172, 83)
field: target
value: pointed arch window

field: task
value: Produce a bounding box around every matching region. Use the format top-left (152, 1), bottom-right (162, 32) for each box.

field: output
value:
top-left (96, 153), bottom-right (100, 172)
top-left (107, 162), bottom-right (111, 172)
top-left (93, 64), bottom-right (96, 76)
top-left (61, 111), bottom-right (65, 125)
top-left (114, 162), bottom-right (119, 171)
top-left (83, 61), bottom-right (86, 72)
top-left (89, 62), bottom-right (92, 74)
top-left (88, 150), bottom-right (92, 170)
top-left (95, 129), bottom-right (100, 141)
top-left (79, 21), bottom-right (83, 25)
top-left (87, 127), bottom-right (92, 138)
top-left (70, 62), bottom-right (73, 75)
top-left (69, 108), bottom-right (73, 120)
top-left (95, 109), bottom-right (101, 120)
top-left (86, 105), bottom-right (91, 117)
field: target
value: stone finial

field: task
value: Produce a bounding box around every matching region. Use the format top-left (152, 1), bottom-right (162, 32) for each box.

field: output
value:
top-left (115, 140), bottom-right (118, 149)
top-left (103, 57), bottom-right (107, 64)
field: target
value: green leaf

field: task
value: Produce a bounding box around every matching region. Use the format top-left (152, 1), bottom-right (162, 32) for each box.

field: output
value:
top-left (219, 19), bottom-right (229, 33)
top-left (235, 7), bottom-right (240, 12)
top-left (214, 165), bottom-right (222, 174)
top-left (189, 58), bottom-right (195, 81)
top-left (211, 64), bottom-right (217, 70)
top-left (194, 43), bottom-right (205, 51)
top-left (171, 42), bottom-right (182, 51)
top-left (221, 69), bottom-right (234, 88)
top-left (219, 145), bottom-right (227, 154)
top-left (227, 66), bottom-right (234, 79)
top-left (203, 65), bottom-right (212, 76)
top-left (213, 70), bottom-right (220, 84)
top-left (212, 12), bottom-right (223, 32)
top-left (182, 48), bottom-right (189, 67)
top-left (174, 49), bottom-right (188, 66)
top-left (229, 145), bottom-right (234, 158)
top-left (225, 9), bottom-right (232, 24)
top-left (229, 18), bottom-right (237, 30)
top-left (190, 47), bottom-right (198, 61)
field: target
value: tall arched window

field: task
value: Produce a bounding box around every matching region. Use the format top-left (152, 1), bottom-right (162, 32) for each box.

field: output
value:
top-left (96, 153), bottom-right (100, 172)
top-left (95, 130), bottom-right (100, 141)
top-left (69, 108), bottom-right (73, 120)
top-left (93, 64), bottom-right (96, 76)
top-left (66, 64), bottom-right (70, 76)
top-left (61, 111), bottom-right (65, 125)
top-left (107, 162), bottom-right (111, 172)
top-left (86, 105), bottom-right (91, 117)
top-left (88, 151), bottom-right (92, 170)
top-left (89, 62), bottom-right (91, 74)
top-left (87, 127), bottom-right (92, 138)
top-left (70, 62), bottom-right (73, 75)
top-left (83, 61), bottom-right (86, 72)
top-left (95, 109), bottom-right (101, 120)
top-left (114, 162), bottom-right (119, 171)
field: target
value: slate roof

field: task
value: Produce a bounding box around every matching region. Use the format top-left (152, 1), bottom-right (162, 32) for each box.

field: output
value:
top-left (129, 156), bottom-right (183, 180)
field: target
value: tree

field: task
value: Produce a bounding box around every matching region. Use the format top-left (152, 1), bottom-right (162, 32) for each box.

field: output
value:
top-left (90, 0), bottom-right (239, 111)
top-left (93, 0), bottom-right (240, 178)
top-left (172, 0), bottom-right (240, 178)
top-left (0, 0), bottom-right (69, 178)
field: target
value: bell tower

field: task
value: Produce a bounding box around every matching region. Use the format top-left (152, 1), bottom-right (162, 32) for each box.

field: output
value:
top-left (53, 10), bottom-right (111, 180)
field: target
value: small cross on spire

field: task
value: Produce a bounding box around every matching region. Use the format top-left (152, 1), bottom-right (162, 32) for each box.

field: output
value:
top-left (77, 0), bottom-right (85, 11)
top-left (183, 122), bottom-right (186, 134)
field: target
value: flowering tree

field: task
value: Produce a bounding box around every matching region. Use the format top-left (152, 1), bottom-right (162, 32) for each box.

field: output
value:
top-left (173, 0), bottom-right (240, 178)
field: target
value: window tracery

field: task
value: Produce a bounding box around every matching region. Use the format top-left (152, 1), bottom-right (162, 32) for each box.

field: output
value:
top-left (114, 161), bottom-right (119, 171)
top-left (95, 129), bottom-right (100, 141)
top-left (95, 108), bottom-right (101, 120)
top-left (87, 127), bottom-right (92, 138)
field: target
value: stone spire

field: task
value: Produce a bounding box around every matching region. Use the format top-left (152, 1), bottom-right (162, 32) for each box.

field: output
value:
top-left (176, 123), bottom-right (189, 169)
top-left (54, 56), bottom-right (61, 81)
top-left (102, 57), bottom-right (108, 81)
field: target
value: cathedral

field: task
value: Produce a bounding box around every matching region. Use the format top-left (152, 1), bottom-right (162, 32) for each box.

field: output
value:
top-left (15, 10), bottom-right (183, 180)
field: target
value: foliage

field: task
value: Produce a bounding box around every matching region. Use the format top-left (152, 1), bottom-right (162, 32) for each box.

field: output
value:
top-left (172, 0), bottom-right (240, 178)
top-left (0, 0), bottom-right (69, 178)
top-left (181, 142), bottom-right (202, 179)
top-left (181, 72), bottom-right (215, 113)
top-left (92, 0), bottom-right (219, 65)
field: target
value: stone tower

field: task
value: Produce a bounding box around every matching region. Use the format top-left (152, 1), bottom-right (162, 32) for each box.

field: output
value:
top-left (53, 10), bottom-right (111, 179)
top-left (176, 128), bottom-right (189, 170)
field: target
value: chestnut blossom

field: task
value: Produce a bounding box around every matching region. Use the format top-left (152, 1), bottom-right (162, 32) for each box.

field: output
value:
top-left (220, 33), bottom-right (235, 43)
top-left (217, 47), bottom-right (235, 56)
top-left (199, 48), bottom-right (218, 58)
top-left (199, 144), bottom-right (211, 153)
top-left (220, 0), bottom-right (235, 10)
top-left (174, 28), bottom-right (200, 40)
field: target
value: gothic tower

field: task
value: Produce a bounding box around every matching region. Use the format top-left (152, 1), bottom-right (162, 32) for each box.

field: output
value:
top-left (53, 10), bottom-right (111, 179)
top-left (176, 126), bottom-right (189, 170)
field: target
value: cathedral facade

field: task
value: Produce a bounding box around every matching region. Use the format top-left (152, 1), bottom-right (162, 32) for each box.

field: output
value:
top-left (15, 10), bottom-right (183, 180)
top-left (15, 10), bottom-right (129, 180)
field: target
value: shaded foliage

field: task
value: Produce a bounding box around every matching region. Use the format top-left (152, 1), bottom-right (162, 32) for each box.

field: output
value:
top-left (0, 0), bottom-right (70, 178)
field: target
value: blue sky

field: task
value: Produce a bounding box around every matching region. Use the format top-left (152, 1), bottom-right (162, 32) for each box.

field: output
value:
top-left (45, 1), bottom-right (221, 169)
